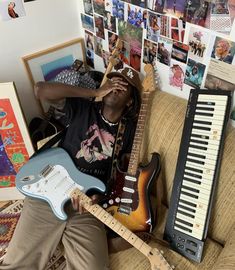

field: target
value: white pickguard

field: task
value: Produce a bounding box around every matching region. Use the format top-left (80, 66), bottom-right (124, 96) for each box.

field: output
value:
top-left (22, 165), bottom-right (84, 220)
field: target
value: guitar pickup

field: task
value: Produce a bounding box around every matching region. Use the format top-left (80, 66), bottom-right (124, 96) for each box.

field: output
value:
top-left (118, 206), bottom-right (131, 215)
top-left (40, 165), bottom-right (54, 178)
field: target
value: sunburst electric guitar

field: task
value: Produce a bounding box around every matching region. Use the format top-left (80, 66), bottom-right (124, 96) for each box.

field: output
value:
top-left (101, 64), bottom-right (160, 233)
top-left (15, 147), bottom-right (173, 270)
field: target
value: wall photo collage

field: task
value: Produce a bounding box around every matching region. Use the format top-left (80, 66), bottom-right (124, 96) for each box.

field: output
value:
top-left (81, 0), bottom-right (235, 122)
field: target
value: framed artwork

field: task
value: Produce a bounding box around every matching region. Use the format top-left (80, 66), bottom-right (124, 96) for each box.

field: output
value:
top-left (0, 82), bottom-right (34, 201)
top-left (22, 38), bottom-right (86, 112)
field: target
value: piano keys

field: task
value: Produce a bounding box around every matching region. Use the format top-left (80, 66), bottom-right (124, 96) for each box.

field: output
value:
top-left (163, 89), bottom-right (233, 263)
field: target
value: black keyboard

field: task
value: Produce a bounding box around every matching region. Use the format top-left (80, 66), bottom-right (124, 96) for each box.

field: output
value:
top-left (164, 89), bottom-right (233, 263)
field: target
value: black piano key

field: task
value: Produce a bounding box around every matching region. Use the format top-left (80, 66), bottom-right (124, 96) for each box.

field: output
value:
top-left (174, 223), bottom-right (192, 233)
top-left (189, 144), bottom-right (207, 151)
top-left (186, 158), bottom-right (205, 165)
top-left (197, 101), bottom-right (215, 106)
top-left (196, 106), bottom-right (214, 111)
top-left (195, 112), bottom-right (214, 117)
top-left (179, 199), bottom-right (197, 208)
top-left (184, 171), bottom-right (202, 179)
top-left (177, 209), bottom-right (195, 219)
top-left (184, 177), bottom-right (202, 185)
top-left (188, 152), bottom-right (206, 159)
top-left (192, 125), bottom-right (211, 131)
top-left (178, 204), bottom-right (196, 213)
top-left (182, 185), bottom-right (200, 193)
top-left (194, 120), bottom-right (212, 125)
top-left (190, 139), bottom-right (208, 145)
top-left (191, 133), bottom-right (209, 140)
top-left (181, 191), bottom-right (199, 199)
top-left (175, 217), bottom-right (193, 227)
top-left (185, 166), bottom-right (203, 174)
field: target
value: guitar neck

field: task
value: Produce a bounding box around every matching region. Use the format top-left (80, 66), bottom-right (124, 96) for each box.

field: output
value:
top-left (71, 188), bottom-right (172, 270)
top-left (74, 189), bottom-right (151, 256)
top-left (127, 91), bottom-right (151, 175)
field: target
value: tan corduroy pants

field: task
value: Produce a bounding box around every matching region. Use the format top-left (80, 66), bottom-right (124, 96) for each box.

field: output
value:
top-left (0, 197), bottom-right (109, 270)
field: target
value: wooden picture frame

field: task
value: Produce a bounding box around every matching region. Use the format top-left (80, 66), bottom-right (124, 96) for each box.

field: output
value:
top-left (22, 38), bottom-right (86, 112)
top-left (0, 82), bottom-right (34, 201)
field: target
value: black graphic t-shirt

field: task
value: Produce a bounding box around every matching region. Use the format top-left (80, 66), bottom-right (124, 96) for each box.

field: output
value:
top-left (59, 97), bottom-right (136, 185)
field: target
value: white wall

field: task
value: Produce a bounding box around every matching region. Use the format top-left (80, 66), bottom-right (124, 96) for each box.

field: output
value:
top-left (0, 0), bottom-right (81, 123)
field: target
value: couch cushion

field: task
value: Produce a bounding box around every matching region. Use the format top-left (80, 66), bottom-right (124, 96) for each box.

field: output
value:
top-left (109, 205), bottom-right (223, 270)
top-left (140, 90), bottom-right (235, 244)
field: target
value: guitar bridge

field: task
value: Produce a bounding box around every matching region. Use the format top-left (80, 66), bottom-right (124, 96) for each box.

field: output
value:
top-left (40, 165), bottom-right (54, 178)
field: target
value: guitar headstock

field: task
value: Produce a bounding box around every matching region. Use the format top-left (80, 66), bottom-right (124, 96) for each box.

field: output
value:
top-left (142, 64), bottom-right (158, 93)
top-left (148, 248), bottom-right (174, 270)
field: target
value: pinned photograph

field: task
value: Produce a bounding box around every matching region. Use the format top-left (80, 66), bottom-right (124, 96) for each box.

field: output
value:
top-left (183, 0), bottom-right (210, 27)
top-left (93, 0), bottom-right (105, 16)
top-left (85, 30), bottom-right (94, 51)
top-left (102, 50), bottom-right (111, 68)
top-left (157, 36), bottom-right (173, 66)
top-left (83, 0), bottom-right (93, 16)
top-left (184, 58), bottom-right (206, 88)
top-left (127, 3), bottom-right (145, 28)
top-left (148, 0), bottom-right (165, 13)
top-left (86, 48), bottom-right (94, 68)
top-left (118, 20), bottom-right (143, 51)
top-left (171, 41), bottom-right (189, 63)
top-left (205, 58), bottom-right (235, 91)
top-left (112, 0), bottom-right (124, 20)
top-left (143, 39), bottom-right (158, 65)
top-left (94, 14), bottom-right (105, 39)
top-left (169, 59), bottom-right (186, 91)
top-left (81, 13), bottom-right (94, 33)
top-left (165, 0), bottom-right (187, 18)
top-left (147, 11), bottom-right (161, 42)
top-left (0, 0), bottom-right (26, 21)
top-left (108, 31), bottom-right (118, 52)
top-left (94, 36), bottom-right (103, 57)
top-left (211, 36), bottom-right (235, 64)
top-left (123, 0), bottom-right (146, 9)
top-left (187, 27), bottom-right (209, 61)
top-left (103, 11), bottom-right (116, 32)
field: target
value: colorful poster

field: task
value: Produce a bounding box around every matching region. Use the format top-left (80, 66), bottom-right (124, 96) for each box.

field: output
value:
top-left (0, 100), bottom-right (30, 189)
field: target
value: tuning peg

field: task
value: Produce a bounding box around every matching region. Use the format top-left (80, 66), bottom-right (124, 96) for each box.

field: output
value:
top-left (160, 250), bottom-right (164, 254)
top-left (171, 265), bottom-right (175, 269)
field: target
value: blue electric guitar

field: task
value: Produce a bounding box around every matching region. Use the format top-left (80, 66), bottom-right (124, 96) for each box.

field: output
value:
top-left (15, 147), bottom-right (106, 220)
top-left (15, 147), bottom-right (173, 269)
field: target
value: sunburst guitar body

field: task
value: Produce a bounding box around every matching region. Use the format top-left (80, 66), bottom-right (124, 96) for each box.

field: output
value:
top-left (102, 64), bottom-right (160, 232)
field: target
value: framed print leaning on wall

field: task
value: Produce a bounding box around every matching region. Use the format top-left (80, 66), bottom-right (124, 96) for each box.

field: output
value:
top-left (22, 38), bottom-right (86, 112)
top-left (0, 82), bottom-right (34, 201)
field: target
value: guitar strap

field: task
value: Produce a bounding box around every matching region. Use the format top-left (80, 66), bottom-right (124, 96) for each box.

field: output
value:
top-left (30, 126), bottom-right (68, 159)
top-left (106, 117), bottom-right (126, 195)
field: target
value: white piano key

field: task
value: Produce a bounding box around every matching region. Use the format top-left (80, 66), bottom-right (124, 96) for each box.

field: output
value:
top-left (189, 136), bottom-right (220, 146)
top-left (186, 160), bottom-right (216, 172)
top-left (190, 141), bottom-right (219, 151)
top-left (182, 185), bottom-right (211, 197)
top-left (174, 224), bottom-right (203, 239)
top-left (187, 149), bottom-right (217, 161)
top-left (183, 179), bottom-right (212, 191)
top-left (194, 113), bottom-right (224, 120)
top-left (185, 169), bottom-right (214, 181)
top-left (180, 194), bottom-right (208, 211)
top-left (184, 173), bottom-right (213, 185)
top-left (176, 212), bottom-right (205, 227)
top-left (192, 128), bottom-right (222, 137)
top-left (196, 104), bottom-right (228, 111)
top-left (180, 189), bottom-right (209, 204)
top-left (187, 155), bottom-right (217, 166)
top-left (188, 147), bottom-right (218, 158)
top-left (178, 201), bottom-right (207, 216)
top-left (195, 109), bottom-right (225, 117)
top-left (174, 222), bottom-right (203, 240)
top-left (198, 94), bottom-right (227, 102)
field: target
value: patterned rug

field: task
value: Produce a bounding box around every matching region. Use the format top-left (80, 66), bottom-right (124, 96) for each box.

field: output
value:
top-left (0, 200), bottom-right (66, 269)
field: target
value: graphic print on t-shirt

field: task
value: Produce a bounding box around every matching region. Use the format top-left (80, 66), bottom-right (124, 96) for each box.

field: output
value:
top-left (76, 123), bottom-right (115, 163)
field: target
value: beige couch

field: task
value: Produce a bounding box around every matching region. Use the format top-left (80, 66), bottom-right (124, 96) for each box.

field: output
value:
top-left (109, 90), bottom-right (235, 270)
